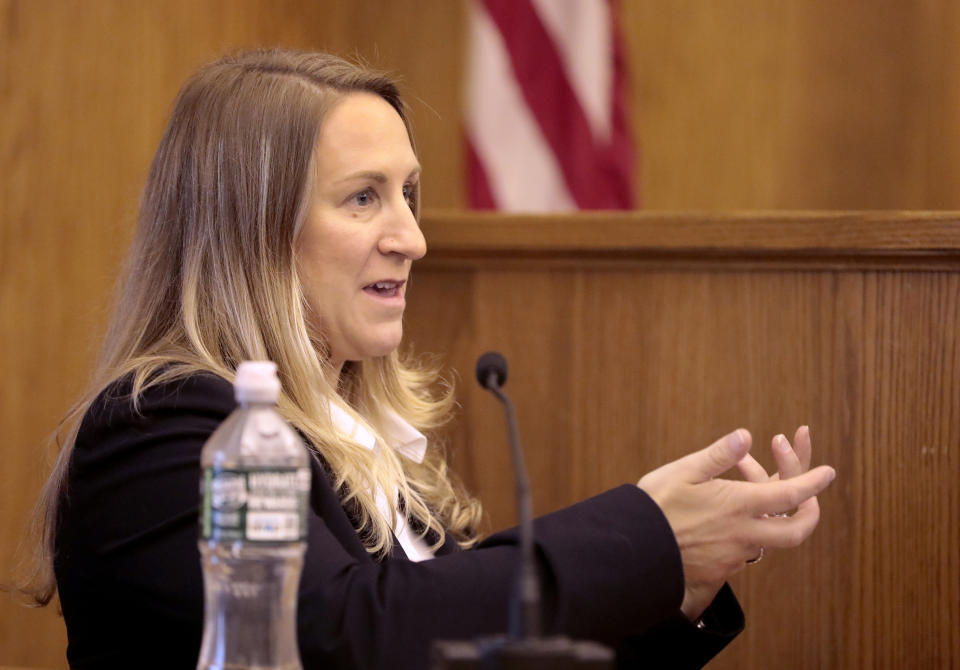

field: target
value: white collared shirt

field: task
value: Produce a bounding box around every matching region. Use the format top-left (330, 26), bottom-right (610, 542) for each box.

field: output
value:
top-left (328, 402), bottom-right (436, 562)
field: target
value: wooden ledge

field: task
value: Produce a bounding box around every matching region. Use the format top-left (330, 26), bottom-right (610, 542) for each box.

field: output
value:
top-left (417, 211), bottom-right (960, 271)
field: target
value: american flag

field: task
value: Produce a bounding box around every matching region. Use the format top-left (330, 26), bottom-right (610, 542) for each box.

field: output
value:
top-left (466, 0), bottom-right (635, 211)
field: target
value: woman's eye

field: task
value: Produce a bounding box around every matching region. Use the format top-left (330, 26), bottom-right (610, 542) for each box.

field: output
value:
top-left (350, 188), bottom-right (376, 208)
top-left (403, 183), bottom-right (418, 213)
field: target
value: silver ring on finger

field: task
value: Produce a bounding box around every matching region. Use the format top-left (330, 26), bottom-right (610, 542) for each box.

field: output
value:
top-left (746, 546), bottom-right (765, 565)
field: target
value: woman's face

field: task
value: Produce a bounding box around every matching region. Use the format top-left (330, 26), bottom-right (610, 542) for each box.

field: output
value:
top-left (297, 92), bottom-right (426, 371)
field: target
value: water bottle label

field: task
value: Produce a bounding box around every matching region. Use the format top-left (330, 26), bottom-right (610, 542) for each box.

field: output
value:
top-left (201, 467), bottom-right (310, 542)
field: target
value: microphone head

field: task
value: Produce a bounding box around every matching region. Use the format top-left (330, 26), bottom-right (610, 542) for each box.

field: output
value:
top-left (476, 351), bottom-right (508, 389)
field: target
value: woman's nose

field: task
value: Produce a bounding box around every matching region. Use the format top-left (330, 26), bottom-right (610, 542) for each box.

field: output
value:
top-left (380, 198), bottom-right (427, 260)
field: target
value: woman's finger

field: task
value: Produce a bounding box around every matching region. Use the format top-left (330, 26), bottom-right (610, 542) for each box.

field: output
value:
top-left (772, 433), bottom-right (804, 480)
top-left (793, 425), bottom-right (812, 472)
top-left (737, 453), bottom-right (770, 483)
top-left (649, 429), bottom-right (753, 485)
top-left (746, 495), bottom-right (821, 549)
top-left (739, 465), bottom-right (835, 516)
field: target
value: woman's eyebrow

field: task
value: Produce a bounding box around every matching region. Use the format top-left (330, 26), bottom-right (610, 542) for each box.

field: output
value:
top-left (334, 166), bottom-right (422, 185)
top-left (336, 170), bottom-right (388, 185)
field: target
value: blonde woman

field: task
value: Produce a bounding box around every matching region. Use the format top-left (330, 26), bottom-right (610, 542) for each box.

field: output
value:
top-left (32, 50), bottom-right (835, 669)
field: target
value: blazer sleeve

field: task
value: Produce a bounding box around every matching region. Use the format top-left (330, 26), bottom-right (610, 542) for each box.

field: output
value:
top-left (297, 485), bottom-right (730, 669)
top-left (57, 373), bottom-right (741, 670)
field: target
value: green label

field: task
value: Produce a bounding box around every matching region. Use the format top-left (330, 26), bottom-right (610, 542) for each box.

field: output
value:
top-left (200, 467), bottom-right (310, 542)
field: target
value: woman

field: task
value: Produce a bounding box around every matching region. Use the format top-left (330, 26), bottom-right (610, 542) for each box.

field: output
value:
top-left (32, 50), bottom-right (835, 669)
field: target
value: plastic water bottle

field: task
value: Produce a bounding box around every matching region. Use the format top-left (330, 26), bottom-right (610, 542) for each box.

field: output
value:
top-left (197, 361), bottom-right (311, 670)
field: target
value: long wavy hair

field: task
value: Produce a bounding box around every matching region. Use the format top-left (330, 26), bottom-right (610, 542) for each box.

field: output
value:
top-left (28, 49), bottom-right (482, 605)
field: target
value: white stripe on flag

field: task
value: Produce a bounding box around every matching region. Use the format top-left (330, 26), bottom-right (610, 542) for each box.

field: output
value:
top-left (466, 2), bottom-right (576, 212)
top-left (531, 0), bottom-right (614, 143)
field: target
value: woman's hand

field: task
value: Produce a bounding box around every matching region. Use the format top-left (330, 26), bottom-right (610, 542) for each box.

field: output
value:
top-left (637, 428), bottom-right (834, 621)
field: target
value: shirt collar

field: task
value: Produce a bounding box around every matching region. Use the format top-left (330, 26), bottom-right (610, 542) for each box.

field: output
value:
top-left (328, 401), bottom-right (427, 464)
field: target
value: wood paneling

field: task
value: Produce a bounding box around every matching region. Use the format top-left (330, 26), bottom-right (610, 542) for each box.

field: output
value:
top-left (405, 212), bottom-right (960, 669)
top-left (623, 1), bottom-right (960, 209)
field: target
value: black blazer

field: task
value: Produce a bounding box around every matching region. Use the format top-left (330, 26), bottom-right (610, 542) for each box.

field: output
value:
top-left (55, 373), bottom-right (743, 669)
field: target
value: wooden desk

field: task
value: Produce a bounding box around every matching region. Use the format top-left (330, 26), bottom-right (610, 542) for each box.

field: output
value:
top-left (406, 211), bottom-right (960, 669)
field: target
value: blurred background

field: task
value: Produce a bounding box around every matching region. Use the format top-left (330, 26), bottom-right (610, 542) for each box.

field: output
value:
top-left (3, 1), bottom-right (960, 666)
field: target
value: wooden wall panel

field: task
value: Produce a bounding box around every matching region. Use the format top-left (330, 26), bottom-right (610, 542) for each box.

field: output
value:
top-left (405, 213), bottom-right (960, 669)
top-left (623, 0), bottom-right (960, 209)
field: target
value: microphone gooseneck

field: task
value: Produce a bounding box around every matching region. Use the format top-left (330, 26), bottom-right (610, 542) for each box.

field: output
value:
top-left (475, 351), bottom-right (539, 640)
top-left (428, 353), bottom-right (614, 667)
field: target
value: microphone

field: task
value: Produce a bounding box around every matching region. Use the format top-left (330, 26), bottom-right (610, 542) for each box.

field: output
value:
top-left (475, 352), bottom-right (538, 639)
top-left (475, 351), bottom-right (508, 388)
top-left (429, 352), bottom-right (613, 669)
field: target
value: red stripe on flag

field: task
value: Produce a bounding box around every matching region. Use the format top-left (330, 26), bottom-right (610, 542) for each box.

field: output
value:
top-left (482, 0), bottom-right (631, 209)
top-left (466, 136), bottom-right (497, 209)
top-left (607, 0), bottom-right (637, 208)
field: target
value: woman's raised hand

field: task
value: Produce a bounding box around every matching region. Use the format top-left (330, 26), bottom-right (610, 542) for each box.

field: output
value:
top-left (637, 428), bottom-right (835, 620)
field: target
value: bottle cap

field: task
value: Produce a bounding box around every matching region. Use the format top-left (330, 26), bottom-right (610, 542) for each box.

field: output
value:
top-left (234, 361), bottom-right (281, 404)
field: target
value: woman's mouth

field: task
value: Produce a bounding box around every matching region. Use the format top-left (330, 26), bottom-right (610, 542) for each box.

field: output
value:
top-left (363, 280), bottom-right (405, 299)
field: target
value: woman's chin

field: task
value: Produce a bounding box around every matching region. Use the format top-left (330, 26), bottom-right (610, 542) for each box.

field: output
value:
top-left (338, 335), bottom-right (404, 364)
